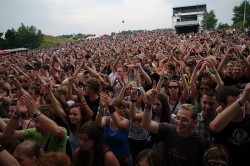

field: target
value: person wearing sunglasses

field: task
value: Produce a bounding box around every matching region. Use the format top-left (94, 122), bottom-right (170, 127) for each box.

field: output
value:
top-left (167, 78), bottom-right (189, 115)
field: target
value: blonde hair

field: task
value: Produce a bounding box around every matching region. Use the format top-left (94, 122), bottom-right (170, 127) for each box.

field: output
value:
top-left (56, 86), bottom-right (68, 94)
top-left (14, 140), bottom-right (44, 159)
top-left (127, 81), bottom-right (137, 88)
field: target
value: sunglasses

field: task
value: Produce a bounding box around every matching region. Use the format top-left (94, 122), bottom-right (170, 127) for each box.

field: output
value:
top-left (187, 64), bottom-right (195, 67)
top-left (169, 86), bottom-right (179, 89)
top-left (207, 161), bottom-right (227, 166)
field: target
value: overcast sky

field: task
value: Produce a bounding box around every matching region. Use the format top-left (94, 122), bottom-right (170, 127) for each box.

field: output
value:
top-left (0, 0), bottom-right (246, 36)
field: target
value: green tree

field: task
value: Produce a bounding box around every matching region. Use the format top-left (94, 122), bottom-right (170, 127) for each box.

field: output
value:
top-left (231, 21), bottom-right (245, 29)
top-left (217, 23), bottom-right (230, 30)
top-left (232, 1), bottom-right (250, 27)
top-left (0, 32), bottom-right (6, 49)
top-left (17, 23), bottom-right (43, 49)
top-left (4, 28), bottom-right (20, 49)
top-left (201, 10), bottom-right (218, 30)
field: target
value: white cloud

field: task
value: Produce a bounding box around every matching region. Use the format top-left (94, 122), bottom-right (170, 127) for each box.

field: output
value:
top-left (0, 0), bottom-right (245, 36)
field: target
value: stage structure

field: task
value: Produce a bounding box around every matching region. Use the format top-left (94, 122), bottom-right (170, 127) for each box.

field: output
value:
top-left (172, 4), bottom-right (207, 34)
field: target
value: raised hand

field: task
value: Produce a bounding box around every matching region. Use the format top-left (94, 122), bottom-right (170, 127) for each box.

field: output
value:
top-left (16, 97), bottom-right (28, 113)
top-left (20, 94), bottom-right (37, 115)
top-left (74, 87), bottom-right (85, 98)
top-left (100, 92), bottom-right (112, 108)
top-left (144, 81), bottom-right (157, 105)
top-left (196, 58), bottom-right (205, 70)
top-left (68, 77), bottom-right (75, 85)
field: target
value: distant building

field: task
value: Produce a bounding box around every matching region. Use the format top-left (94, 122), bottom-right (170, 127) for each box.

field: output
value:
top-left (172, 4), bottom-right (207, 34)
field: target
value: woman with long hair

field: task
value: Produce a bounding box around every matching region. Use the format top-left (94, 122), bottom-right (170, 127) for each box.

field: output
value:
top-left (152, 93), bottom-right (171, 123)
top-left (73, 121), bottom-right (120, 166)
top-left (47, 83), bottom-right (92, 154)
top-left (157, 66), bottom-right (189, 115)
top-left (118, 81), bottom-right (149, 162)
top-left (96, 93), bottom-right (132, 166)
top-left (167, 79), bottom-right (188, 114)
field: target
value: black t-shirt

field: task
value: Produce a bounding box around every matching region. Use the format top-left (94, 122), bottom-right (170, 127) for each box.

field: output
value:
top-left (84, 95), bottom-right (100, 120)
top-left (157, 123), bottom-right (209, 166)
top-left (150, 72), bottom-right (160, 84)
top-left (223, 75), bottom-right (249, 88)
top-left (212, 115), bottom-right (250, 166)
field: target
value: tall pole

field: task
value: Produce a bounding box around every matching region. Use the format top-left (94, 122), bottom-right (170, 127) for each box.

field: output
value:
top-left (243, 0), bottom-right (246, 28)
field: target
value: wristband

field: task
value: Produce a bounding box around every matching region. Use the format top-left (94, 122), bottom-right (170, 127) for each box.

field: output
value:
top-left (210, 69), bottom-right (218, 74)
top-left (160, 76), bottom-right (165, 81)
top-left (32, 111), bottom-right (41, 119)
top-left (145, 103), bottom-right (152, 111)
top-left (80, 95), bottom-right (85, 101)
top-left (108, 105), bottom-right (116, 114)
top-left (98, 107), bottom-right (104, 116)
top-left (98, 111), bottom-right (104, 117)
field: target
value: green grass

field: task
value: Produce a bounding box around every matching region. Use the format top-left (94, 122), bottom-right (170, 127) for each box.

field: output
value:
top-left (40, 35), bottom-right (74, 48)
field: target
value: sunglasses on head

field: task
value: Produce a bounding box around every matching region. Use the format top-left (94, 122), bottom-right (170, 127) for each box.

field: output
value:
top-left (169, 86), bottom-right (179, 89)
top-left (207, 161), bottom-right (227, 166)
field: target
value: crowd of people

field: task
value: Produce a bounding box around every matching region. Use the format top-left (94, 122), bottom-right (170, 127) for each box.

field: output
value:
top-left (0, 27), bottom-right (250, 166)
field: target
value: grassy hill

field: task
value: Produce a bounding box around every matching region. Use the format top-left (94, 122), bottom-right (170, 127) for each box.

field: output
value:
top-left (40, 35), bottom-right (74, 48)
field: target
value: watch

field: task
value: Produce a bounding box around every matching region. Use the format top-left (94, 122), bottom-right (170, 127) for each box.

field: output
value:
top-left (32, 111), bottom-right (41, 119)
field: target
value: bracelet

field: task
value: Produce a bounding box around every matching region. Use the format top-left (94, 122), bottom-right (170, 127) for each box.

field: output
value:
top-left (145, 104), bottom-right (152, 112)
top-left (98, 107), bottom-right (104, 116)
top-left (210, 69), bottom-right (218, 74)
top-left (80, 95), bottom-right (85, 102)
top-left (236, 98), bottom-right (245, 107)
top-left (32, 111), bottom-right (41, 119)
top-left (108, 105), bottom-right (116, 114)
top-left (98, 110), bottom-right (104, 117)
